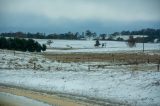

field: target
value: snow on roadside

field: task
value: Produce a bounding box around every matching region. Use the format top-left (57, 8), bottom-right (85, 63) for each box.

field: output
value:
top-left (1, 69), bottom-right (160, 106)
top-left (0, 50), bottom-right (160, 106)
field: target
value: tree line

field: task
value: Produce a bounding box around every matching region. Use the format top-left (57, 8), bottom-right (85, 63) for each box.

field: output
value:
top-left (0, 30), bottom-right (98, 40)
top-left (0, 37), bottom-right (46, 52)
top-left (0, 28), bottom-right (160, 42)
top-left (0, 32), bottom-right (80, 40)
top-left (111, 28), bottom-right (160, 42)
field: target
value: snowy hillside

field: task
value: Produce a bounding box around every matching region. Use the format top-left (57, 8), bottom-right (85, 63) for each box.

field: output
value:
top-left (0, 50), bottom-right (160, 106)
top-left (35, 39), bottom-right (160, 53)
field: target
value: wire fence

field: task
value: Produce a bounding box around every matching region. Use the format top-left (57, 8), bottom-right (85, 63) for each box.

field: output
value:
top-left (45, 53), bottom-right (160, 63)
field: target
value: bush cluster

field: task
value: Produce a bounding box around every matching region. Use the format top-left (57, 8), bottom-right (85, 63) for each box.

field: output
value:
top-left (0, 37), bottom-right (46, 52)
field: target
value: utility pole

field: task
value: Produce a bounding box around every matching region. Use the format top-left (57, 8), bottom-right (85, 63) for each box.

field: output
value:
top-left (143, 35), bottom-right (144, 52)
top-left (14, 36), bottom-right (15, 56)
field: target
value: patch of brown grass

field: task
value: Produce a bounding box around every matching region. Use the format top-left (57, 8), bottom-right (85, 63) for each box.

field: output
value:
top-left (44, 53), bottom-right (160, 63)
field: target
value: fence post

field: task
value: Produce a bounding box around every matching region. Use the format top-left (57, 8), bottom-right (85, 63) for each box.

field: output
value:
top-left (14, 50), bottom-right (15, 56)
top-left (88, 57), bottom-right (89, 63)
top-left (158, 60), bottom-right (160, 71)
top-left (48, 66), bottom-right (50, 71)
top-left (33, 63), bottom-right (36, 69)
top-left (112, 54), bottom-right (114, 62)
top-left (88, 65), bottom-right (90, 71)
top-left (147, 58), bottom-right (149, 63)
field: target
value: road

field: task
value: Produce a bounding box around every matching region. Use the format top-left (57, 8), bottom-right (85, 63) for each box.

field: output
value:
top-left (0, 86), bottom-right (103, 106)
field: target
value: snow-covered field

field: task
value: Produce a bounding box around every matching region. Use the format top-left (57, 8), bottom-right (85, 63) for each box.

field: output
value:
top-left (35, 39), bottom-right (160, 53)
top-left (0, 50), bottom-right (160, 106)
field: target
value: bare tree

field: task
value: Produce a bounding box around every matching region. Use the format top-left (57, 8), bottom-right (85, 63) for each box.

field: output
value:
top-left (47, 40), bottom-right (53, 47)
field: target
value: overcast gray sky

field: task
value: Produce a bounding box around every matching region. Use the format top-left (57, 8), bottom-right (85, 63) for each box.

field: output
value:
top-left (0, 0), bottom-right (160, 34)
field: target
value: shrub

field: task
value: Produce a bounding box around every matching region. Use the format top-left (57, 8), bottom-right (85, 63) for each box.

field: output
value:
top-left (127, 36), bottom-right (136, 47)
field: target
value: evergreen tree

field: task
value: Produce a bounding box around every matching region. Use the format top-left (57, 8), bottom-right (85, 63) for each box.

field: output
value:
top-left (85, 30), bottom-right (92, 39)
top-left (0, 37), bottom-right (8, 49)
top-left (0, 37), bottom-right (45, 52)
top-left (42, 44), bottom-right (47, 52)
top-left (94, 39), bottom-right (101, 47)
